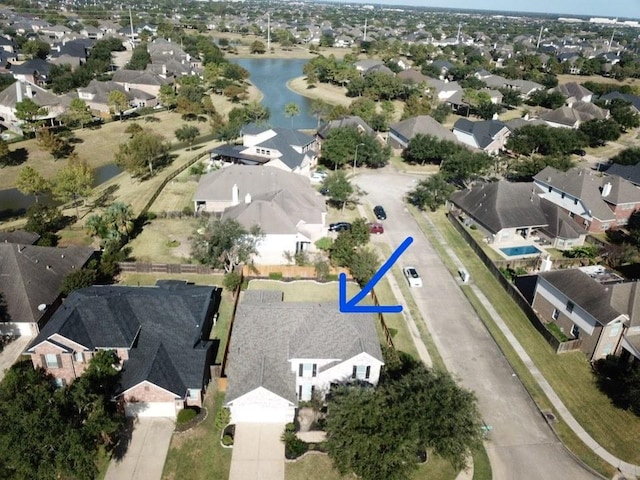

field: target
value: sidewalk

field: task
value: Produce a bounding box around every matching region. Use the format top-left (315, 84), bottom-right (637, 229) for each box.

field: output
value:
top-left (423, 212), bottom-right (640, 479)
top-left (0, 336), bottom-right (33, 382)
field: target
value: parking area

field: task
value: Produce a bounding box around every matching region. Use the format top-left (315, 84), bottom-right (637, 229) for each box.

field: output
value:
top-left (229, 422), bottom-right (286, 480)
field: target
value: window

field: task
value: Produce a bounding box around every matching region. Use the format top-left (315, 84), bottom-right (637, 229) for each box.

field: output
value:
top-left (566, 301), bottom-right (574, 313)
top-left (299, 363), bottom-right (317, 378)
top-left (45, 354), bottom-right (59, 368)
top-left (571, 324), bottom-right (580, 339)
top-left (548, 186), bottom-right (552, 193)
top-left (610, 323), bottom-right (621, 337)
top-left (74, 352), bottom-right (84, 363)
top-left (552, 308), bottom-right (559, 321)
top-left (574, 199), bottom-right (578, 205)
top-left (352, 365), bottom-right (371, 380)
top-left (54, 378), bottom-right (66, 388)
top-left (602, 343), bottom-right (613, 356)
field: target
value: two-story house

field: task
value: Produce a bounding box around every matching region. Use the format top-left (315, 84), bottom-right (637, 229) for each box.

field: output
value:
top-left (452, 118), bottom-right (511, 155)
top-left (533, 166), bottom-right (640, 233)
top-left (224, 290), bottom-right (384, 423)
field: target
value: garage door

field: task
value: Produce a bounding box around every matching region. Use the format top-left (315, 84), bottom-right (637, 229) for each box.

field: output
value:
top-left (125, 402), bottom-right (176, 418)
top-left (230, 405), bottom-right (294, 424)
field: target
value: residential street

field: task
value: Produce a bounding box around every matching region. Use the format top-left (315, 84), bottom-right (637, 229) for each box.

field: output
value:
top-left (353, 169), bottom-right (598, 480)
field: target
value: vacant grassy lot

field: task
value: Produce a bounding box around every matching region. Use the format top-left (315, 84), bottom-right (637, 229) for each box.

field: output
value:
top-left (247, 279), bottom-right (360, 302)
top-left (149, 162), bottom-right (203, 213)
top-left (128, 218), bottom-right (197, 264)
top-left (162, 390), bottom-right (232, 480)
top-left (557, 74), bottom-right (640, 89)
top-left (390, 155), bottom-right (439, 175)
top-left (418, 208), bottom-right (640, 473)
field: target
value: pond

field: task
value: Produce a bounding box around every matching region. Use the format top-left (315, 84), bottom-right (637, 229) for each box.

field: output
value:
top-left (231, 58), bottom-right (317, 130)
top-left (0, 163), bottom-right (123, 217)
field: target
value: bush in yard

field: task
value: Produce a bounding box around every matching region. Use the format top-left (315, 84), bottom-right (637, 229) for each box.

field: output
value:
top-left (315, 237), bottom-right (333, 251)
top-left (177, 407), bottom-right (198, 424)
top-left (223, 271), bottom-right (242, 291)
top-left (269, 271), bottom-right (283, 280)
top-left (215, 406), bottom-right (231, 431)
top-left (281, 423), bottom-right (308, 459)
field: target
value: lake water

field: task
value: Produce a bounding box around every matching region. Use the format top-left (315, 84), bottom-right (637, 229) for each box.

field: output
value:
top-left (0, 163), bottom-right (123, 216)
top-left (231, 58), bottom-right (317, 129)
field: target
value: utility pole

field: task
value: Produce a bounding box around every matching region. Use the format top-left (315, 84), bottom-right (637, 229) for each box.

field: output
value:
top-left (363, 18), bottom-right (367, 42)
top-left (607, 30), bottom-right (615, 53)
top-left (536, 25), bottom-right (543, 49)
top-left (456, 22), bottom-right (462, 44)
top-left (267, 13), bottom-right (271, 51)
top-left (128, 7), bottom-right (135, 47)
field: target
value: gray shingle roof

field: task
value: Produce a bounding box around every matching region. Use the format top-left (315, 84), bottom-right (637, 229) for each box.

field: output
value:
top-left (450, 181), bottom-right (548, 233)
top-left (28, 282), bottom-right (220, 396)
top-left (538, 269), bottom-right (623, 325)
top-left (0, 244), bottom-right (94, 324)
top-left (0, 230), bottom-right (39, 245)
top-left (317, 115), bottom-right (374, 139)
top-left (453, 118), bottom-right (508, 149)
top-left (554, 82), bottom-right (593, 100)
top-left (605, 163), bottom-right (640, 186)
top-left (389, 115), bottom-right (458, 143)
top-left (225, 291), bottom-right (383, 404)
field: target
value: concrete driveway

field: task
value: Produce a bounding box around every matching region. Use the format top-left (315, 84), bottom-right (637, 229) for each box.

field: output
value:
top-left (0, 335), bottom-right (33, 381)
top-left (354, 169), bottom-right (597, 480)
top-left (105, 417), bottom-right (175, 480)
top-left (229, 423), bottom-right (286, 480)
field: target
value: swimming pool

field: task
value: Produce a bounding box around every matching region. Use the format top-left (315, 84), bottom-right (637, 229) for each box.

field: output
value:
top-left (499, 245), bottom-right (542, 257)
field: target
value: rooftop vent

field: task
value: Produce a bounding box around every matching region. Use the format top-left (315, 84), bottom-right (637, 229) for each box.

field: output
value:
top-left (37, 304), bottom-right (47, 312)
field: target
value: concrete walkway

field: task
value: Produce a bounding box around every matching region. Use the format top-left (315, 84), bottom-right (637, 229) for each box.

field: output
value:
top-left (229, 423), bottom-right (286, 480)
top-left (0, 335), bottom-right (33, 381)
top-left (424, 212), bottom-right (640, 479)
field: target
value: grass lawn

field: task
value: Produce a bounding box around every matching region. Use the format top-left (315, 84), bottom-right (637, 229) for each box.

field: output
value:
top-left (149, 163), bottom-right (202, 213)
top-left (162, 389), bottom-right (232, 480)
top-left (390, 155), bottom-right (439, 175)
top-left (285, 451), bottom-right (459, 480)
top-left (117, 272), bottom-right (225, 286)
top-left (416, 208), bottom-right (639, 475)
top-left (326, 204), bottom-right (365, 225)
top-left (211, 288), bottom-right (236, 365)
top-left (247, 278), bottom-right (361, 302)
top-left (128, 218), bottom-right (197, 264)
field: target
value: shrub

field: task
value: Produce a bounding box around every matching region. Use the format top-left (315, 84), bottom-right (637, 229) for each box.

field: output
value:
top-left (189, 162), bottom-right (206, 176)
top-left (281, 423), bottom-right (308, 459)
top-left (215, 406), bottom-right (231, 431)
top-left (145, 211), bottom-right (157, 220)
top-left (314, 237), bottom-right (333, 251)
top-left (268, 271), bottom-right (283, 280)
top-left (177, 407), bottom-right (198, 424)
top-left (222, 434), bottom-right (234, 446)
top-left (223, 272), bottom-right (242, 291)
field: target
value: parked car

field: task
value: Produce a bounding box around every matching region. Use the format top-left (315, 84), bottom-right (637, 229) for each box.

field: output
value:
top-left (329, 222), bottom-right (351, 232)
top-left (311, 170), bottom-right (328, 182)
top-left (373, 205), bottom-right (387, 220)
top-left (369, 223), bottom-right (384, 234)
top-left (573, 149), bottom-right (587, 157)
top-left (403, 266), bottom-right (422, 287)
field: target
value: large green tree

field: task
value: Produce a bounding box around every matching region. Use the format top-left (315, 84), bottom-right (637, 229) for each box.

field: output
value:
top-left (61, 98), bottom-right (93, 129)
top-left (175, 124), bottom-right (200, 149)
top-left (114, 130), bottom-right (169, 177)
top-left (407, 173), bottom-right (456, 212)
top-left (108, 90), bottom-right (129, 119)
top-left (15, 98), bottom-right (46, 133)
top-left (191, 218), bottom-right (263, 272)
top-left (51, 154), bottom-right (94, 217)
top-left (579, 118), bottom-right (621, 147)
top-left (611, 147), bottom-right (640, 166)
top-left (322, 171), bottom-right (354, 210)
top-left (325, 356), bottom-right (482, 480)
top-left (16, 165), bottom-right (49, 202)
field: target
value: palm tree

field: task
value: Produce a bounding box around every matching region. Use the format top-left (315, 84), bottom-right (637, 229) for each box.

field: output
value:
top-left (284, 102), bottom-right (300, 129)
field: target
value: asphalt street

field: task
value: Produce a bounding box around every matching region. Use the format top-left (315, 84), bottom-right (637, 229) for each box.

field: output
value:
top-left (353, 169), bottom-right (598, 480)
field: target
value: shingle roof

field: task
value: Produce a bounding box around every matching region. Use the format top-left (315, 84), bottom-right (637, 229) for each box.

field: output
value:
top-left (239, 125), bottom-right (315, 170)
top-left (9, 58), bottom-right (52, 76)
top-left (453, 118), bottom-right (508, 149)
top-left (112, 69), bottom-right (172, 86)
top-left (600, 92), bottom-right (640, 111)
top-left (450, 181), bottom-right (548, 233)
top-left (389, 115), bottom-right (458, 143)
top-left (554, 82), bottom-right (593, 100)
top-left (225, 291), bottom-right (383, 404)
top-left (0, 244), bottom-right (94, 324)
top-left (538, 198), bottom-right (585, 239)
top-left (317, 115), bottom-right (374, 138)
top-left (28, 282), bottom-right (220, 396)
top-left (0, 80), bottom-right (64, 108)
top-left (538, 269), bottom-right (623, 325)
top-left (0, 230), bottom-right (39, 245)
top-left (605, 163), bottom-right (640, 186)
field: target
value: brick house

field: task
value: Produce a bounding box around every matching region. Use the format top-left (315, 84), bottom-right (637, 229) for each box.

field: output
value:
top-left (533, 166), bottom-right (640, 233)
top-left (27, 281), bottom-right (221, 418)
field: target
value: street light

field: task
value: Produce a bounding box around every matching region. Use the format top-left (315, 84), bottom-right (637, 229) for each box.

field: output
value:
top-left (353, 143), bottom-right (365, 174)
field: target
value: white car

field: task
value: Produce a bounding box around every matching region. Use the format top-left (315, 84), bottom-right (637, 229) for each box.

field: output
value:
top-left (403, 267), bottom-right (422, 288)
top-left (311, 171), bottom-right (328, 183)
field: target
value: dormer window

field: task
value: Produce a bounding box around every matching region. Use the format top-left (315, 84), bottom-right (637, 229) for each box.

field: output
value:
top-left (298, 363), bottom-right (317, 378)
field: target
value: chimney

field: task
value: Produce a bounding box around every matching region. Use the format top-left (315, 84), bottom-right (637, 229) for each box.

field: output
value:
top-left (244, 193), bottom-right (252, 204)
top-left (602, 182), bottom-right (612, 197)
top-left (25, 83), bottom-right (32, 98)
top-left (15, 81), bottom-right (22, 103)
top-left (231, 184), bottom-right (239, 205)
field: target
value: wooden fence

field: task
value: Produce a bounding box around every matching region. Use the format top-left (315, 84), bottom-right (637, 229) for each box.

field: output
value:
top-left (448, 213), bottom-right (583, 355)
top-left (370, 289), bottom-right (398, 356)
top-left (118, 262), bottom-right (225, 275)
top-left (242, 264), bottom-right (350, 280)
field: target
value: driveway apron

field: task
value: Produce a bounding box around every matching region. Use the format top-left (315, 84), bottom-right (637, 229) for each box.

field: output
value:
top-left (229, 423), bottom-right (286, 480)
top-left (0, 335), bottom-right (33, 381)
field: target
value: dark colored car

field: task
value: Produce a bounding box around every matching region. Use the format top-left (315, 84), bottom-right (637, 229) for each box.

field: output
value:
top-left (329, 222), bottom-right (351, 232)
top-left (369, 223), bottom-right (384, 234)
top-left (373, 205), bottom-right (387, 220)
top-left (573, 149), bottom-right (587, 157)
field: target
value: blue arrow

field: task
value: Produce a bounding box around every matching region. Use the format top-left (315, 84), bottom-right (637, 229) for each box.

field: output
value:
top-left (339, 236), bottom-right (414, 313)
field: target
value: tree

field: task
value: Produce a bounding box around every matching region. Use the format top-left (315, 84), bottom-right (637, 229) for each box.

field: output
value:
top-left (85, 202), bottom-right (134, 251)
top-left (36, 128), bottom-right (71, 159)
top-left (506, 125), bottom-right (587, 157)
top-left (250, 40), bottom-right (266, 54)
top-left (608, 99), bottom-right (640, 132)
top-left (25, 203), bottom-right (63, 235)
top-left (579, 119), bottom-right (621, 147)
top-left (125, 42), bottom-right (151, 70)
top-left (325, 356), bottom-right (482, 480)
top-left (124, 122), bottom-right (143, 137)
top-left (22, 39), bottom-right (50, 59)
top-left (175, 124), bottom-right (200, 149)
top-left (499, 88), bottom-right (523, 107)
top-left (16, 165), bottom-right (49, 202)
top-left (191, 218), bottom-right (263, 272)
top-left (114, 130), bottom-right (169, 177)
top-left (507, 155), bottom-right (574, 181)
top-left (403, 134), bottom-right (464, 165)
top-left (611, 147), bottom-right (640, 166)
top-left (107, 90), bottom-right (129, 119)
top-left (526, 90), bottom-right (566, 109)
top-left (348, 247), bottom-right (379, 286)
top-left (51, 154), bottom-right (94, 217)
top-left (158, 84), bottom-right (177, 109)
top-left (61, 268), bottom-right (97, 295)
top-left (284, 102), bottom-right (300, 128)
top-left (407, 174), bottom-right (456, 211)
top-left (432, 103), bottom-right (451, 124)
top-left (322, 171), bottom-right (354, 211)
top-left (15, 98), bottom-right (46, 132)
top-left (441, 151), bottom-right (493, 187)
top-left (61, 98), bottom-right (93, 129)
top-left (0, 137), bottom-right (9, 166)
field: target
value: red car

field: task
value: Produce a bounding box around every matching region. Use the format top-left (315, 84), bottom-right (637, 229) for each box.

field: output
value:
top-left (369, 223), bottom-right (384, 234)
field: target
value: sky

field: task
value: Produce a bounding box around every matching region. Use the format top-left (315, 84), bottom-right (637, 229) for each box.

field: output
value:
top-left (344, 0), bottom-right (640, 19)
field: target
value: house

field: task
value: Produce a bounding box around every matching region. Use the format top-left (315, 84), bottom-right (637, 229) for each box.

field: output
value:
top-left (388, 115), bottom-right (458, 150)
top-left (600, 91), bottom-right (640, 114)
top-left (554, 82), bottom-right (593, 105)
top-left (77, 79), bottom-right (156, 114)
top-left (534, 166), bottom-right (640, 233)
top-left (224, 290), bottom-right (384, 423)
top-left (540, 102), bottom-right (609, 129)
top-left (452, 118), bottom-right (510, 154)
top-left (80, 25), bottom-right (103, 40)
top-left (193, 165), bottom-right (326, 264)
top-left (209, 124), bottom-right (317, 177)
top-left (532, 269), bottom-right (626, 361)
top-left (112, 69), bottom-right (172, 97)
top-left (0, 81), bottom-right (69, 129)
top-left (354, 59), bottom-right (384, 72)
top-left (0, 242), bottom-right (94, 336)
top-left (398, 69), bottom-right (463, 100)
top-left (605, 163), bottom-right (640, 187)
top-left (9, 58), bottom-right (52, 85)
top-left (27, 281), bottom-right (221, 417)
top-left (316, 115), bottom-right (375, 140)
